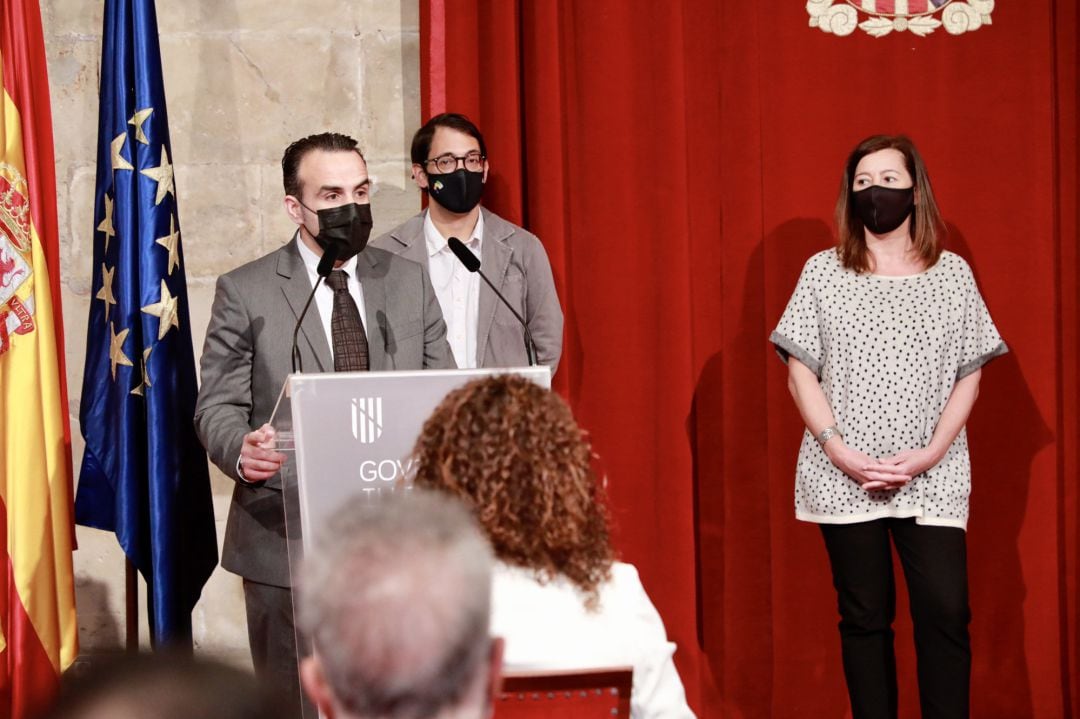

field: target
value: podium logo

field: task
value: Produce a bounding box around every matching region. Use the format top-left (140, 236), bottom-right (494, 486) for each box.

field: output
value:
top-left (351, 397), bottom-right (383, 443)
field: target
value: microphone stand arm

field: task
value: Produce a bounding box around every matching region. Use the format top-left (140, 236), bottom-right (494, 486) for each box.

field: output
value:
top-left (476, 271), bottom-right (538, 366)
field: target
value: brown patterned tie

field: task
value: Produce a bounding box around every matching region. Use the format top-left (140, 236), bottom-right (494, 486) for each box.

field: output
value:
top-left (326, 269), bottom-right (369, 371)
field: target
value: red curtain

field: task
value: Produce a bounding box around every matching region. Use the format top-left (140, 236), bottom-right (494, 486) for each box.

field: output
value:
top-left (422, 2), bottom-right (1080, 716)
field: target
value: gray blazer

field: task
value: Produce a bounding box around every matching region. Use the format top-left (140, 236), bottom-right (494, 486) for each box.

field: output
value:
top-left (371, 208), bottom-right (564, 372)
top-left (194, 239), bottom-right (454, 585)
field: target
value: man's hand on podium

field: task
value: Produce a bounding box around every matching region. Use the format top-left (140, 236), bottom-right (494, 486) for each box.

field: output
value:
top-left (238, 423), bottom-right (287, 483)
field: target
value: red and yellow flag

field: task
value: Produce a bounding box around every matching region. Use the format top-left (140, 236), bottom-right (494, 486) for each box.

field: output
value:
top-left (0, 1), bottom-right (79, 717)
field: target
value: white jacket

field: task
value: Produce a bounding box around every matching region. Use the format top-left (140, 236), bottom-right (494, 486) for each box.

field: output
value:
top-left (491, 561), bottom-right (696, 719)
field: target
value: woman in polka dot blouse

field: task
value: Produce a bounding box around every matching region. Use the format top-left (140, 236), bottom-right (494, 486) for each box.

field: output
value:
top-left (771, 135), bottom-right (1006, 719)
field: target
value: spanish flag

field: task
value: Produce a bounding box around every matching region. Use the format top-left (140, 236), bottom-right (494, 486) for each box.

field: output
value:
top-left (0, 1), bottom-right (79, 717)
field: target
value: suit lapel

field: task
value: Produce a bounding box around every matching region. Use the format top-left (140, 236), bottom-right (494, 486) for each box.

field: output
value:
top-left (386, 213), bottom-right (428, 264)
top-left (279, 242), bottom-right (332, 372)
top-left (476, 209), bottom-right (513, 367)
top-left (357, 249), bottom-right (388, 370)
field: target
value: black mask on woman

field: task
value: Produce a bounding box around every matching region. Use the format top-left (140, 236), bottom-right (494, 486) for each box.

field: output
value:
top-left (853, 185), bottom-right (914, 235)
top-left (427, 169), bottom-right (485, 214)
top-left (300, 201), bottom-right (374, 261)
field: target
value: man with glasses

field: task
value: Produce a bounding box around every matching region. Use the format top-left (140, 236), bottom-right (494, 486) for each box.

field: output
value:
top-left (373, 113), bottom-right (563, 373)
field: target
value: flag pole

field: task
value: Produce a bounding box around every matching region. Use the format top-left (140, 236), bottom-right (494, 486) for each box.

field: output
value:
top-left (125, 558), bottom-right (138, 650)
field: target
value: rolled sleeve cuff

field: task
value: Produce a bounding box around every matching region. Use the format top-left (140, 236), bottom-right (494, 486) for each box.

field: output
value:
top-left (957, 341), bottom-right (1009, 380)
top-left (770, 331), bottom-right (823, 377)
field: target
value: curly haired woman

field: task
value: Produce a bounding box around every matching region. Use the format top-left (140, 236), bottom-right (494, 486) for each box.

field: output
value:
top-left (411, 374), bottom-right (695, 719)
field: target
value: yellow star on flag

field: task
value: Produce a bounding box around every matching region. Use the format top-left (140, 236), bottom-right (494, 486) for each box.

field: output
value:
top-left (97, 194), bottom-right (117, 253)
top-left (155, 214), bottom-right (181, 275)
top-left (95, 263), bottom-right (118, 324)
top-left (140, 146), bottom-right (174, 206)
top-left (111, 133), bottom-right (134, 171)
top-left (109, 322), bottom-right (134, 381)
top-left (141, 279), bottom-right (180, 340)
top-left (131, 346), bottom-right (153, 397)
top-left (129, 108), bottom-right (153, 144)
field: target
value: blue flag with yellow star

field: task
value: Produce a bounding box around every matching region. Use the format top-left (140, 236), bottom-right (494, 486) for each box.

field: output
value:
top-left (76, 0), bottom-right (217, 646)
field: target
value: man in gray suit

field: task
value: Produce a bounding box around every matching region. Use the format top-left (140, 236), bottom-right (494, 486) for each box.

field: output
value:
top-left (194, 132), bottom-right (454, 714)
top-left (372, 113), bottom-right (563, 373)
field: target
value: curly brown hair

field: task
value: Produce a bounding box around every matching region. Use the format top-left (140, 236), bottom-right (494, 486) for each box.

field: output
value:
top-left (410, 375), bottom-right (614, 607)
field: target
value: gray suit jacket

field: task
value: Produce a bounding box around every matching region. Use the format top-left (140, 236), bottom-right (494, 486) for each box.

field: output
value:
top-left (194, 239), bottom-right (454, 586)
top-left (371, 208), bottom-right (563, 372)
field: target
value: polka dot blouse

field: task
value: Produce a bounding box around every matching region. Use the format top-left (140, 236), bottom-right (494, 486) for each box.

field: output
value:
top-left (770, 249), bottom-right (1007, 530)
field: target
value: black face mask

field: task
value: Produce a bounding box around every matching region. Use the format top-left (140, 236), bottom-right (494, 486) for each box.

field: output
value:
top-left (426, 169), bottom-right (484, 214)
top-left (853, 185), bottom-right (915, 235)
top-left (300, 201), bottom-right (373, 261)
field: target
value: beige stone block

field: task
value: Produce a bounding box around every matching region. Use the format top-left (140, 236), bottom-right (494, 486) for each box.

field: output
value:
top-left (61, 285), bottom-right (90, 418)
top-left (192, 567), bottom-right (249, 662)
top-left (358, 32), bottom-right (413, 162)
top-left (74, 526), bottom-right (131, 651)
top-left (368, 161), bottom-right (420, 235)
top-left (41, 0), bottom-right (104, 38)
top-left (161, 33), bottom-right (363, 166)
top-left (401, 29), bottom-right (422, 130)
top-left (62, 165), bottom-right (98, 295)
top-left (259, 164), bottom-right (297, 254)
top-left (353, 0), bottom-right (420, 34)
top-left (174, 163), bottom-right (263, 278)
top-left (187, 281), bottom-right (216, 368)
top-left (157, 1), bottom-right (360, 34)
top-left (44, 37), bottom-right (101, 170)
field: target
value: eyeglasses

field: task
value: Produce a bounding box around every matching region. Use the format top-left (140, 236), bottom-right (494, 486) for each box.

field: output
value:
top-left (425, 152), bottom-right (485, 174)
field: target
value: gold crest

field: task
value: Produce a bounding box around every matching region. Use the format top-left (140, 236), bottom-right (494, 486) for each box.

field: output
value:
top-left (807, 0), bottom-right (994, 37)
top-left (0, 162), bottom-right (36, 353)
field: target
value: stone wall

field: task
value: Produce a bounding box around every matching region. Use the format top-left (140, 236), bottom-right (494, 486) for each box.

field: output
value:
top-left (41, 0), bottom-right (421, 664)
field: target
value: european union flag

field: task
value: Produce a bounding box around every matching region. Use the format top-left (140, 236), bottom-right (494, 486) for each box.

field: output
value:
top-left (76, 0), bottom-right (217, 646)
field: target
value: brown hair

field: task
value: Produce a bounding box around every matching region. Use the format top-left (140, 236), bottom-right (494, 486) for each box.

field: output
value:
top-left (410, 375), bottom-right (614, 607)
top-left (835, 134), bottom-right (944, 274)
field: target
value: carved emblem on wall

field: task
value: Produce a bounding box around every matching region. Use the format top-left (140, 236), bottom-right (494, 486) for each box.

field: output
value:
top-left (807, 0), bottom-right (994, 37)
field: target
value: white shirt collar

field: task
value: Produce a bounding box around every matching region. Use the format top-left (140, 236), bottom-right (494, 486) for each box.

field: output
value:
top-left (295, 231), bottom-right (359, 278)
top-left (423, 209), bottom-right (484, 259)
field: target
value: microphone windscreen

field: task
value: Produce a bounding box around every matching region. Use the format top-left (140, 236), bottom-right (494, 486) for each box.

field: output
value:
top-left (447, 237), bottom-right (481, 272)
top-left (316, 242), bottom-right (341, 277)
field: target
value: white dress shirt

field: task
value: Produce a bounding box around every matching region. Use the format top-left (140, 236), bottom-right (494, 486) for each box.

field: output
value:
top-left (295, 233), bottom-right (367, 361)
top-left (491, 561), bottom-right (697, 719)
top-left (423, 211), bottom-right (482, 369)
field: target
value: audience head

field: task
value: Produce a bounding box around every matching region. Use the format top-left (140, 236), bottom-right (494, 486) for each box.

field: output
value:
top-left (412, 375), bottom-right (614, 607)
top-left (39, 652), bottom-right (289, 719)
top-left (297, 490), bottom-right (500, 719)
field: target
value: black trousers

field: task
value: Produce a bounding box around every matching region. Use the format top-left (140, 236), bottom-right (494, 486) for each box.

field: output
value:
top-left (819, 518), bottom-right (971, 719)
top-left (242, 579), bottom-right (315, 718)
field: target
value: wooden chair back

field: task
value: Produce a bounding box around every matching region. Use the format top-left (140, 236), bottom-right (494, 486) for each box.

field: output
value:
top-left (494, 666), bottom-right (633, 718)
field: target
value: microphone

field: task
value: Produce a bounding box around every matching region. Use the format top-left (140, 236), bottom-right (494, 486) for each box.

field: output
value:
top-left (447, 237), bottom-right (537, 366)
top-left (291, 242), bottom-right (340, 373)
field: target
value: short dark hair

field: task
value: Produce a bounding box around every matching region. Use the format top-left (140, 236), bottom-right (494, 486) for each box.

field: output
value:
top-left (281, 132), bottom-right (364, 198)
top-left (410, 113), bottom-right (488, 167)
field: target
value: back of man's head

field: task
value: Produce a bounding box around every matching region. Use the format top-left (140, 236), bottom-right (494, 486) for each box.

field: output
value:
top-left (297, 490), bottom-right (499, 719)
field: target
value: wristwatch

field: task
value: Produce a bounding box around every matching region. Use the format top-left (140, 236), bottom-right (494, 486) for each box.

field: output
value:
top-left (816, 425), bottom-right (842, 446)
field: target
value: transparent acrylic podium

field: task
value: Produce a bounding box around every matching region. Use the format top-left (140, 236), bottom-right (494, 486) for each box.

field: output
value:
top-left (270, 366), bottom-right (551, 719)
